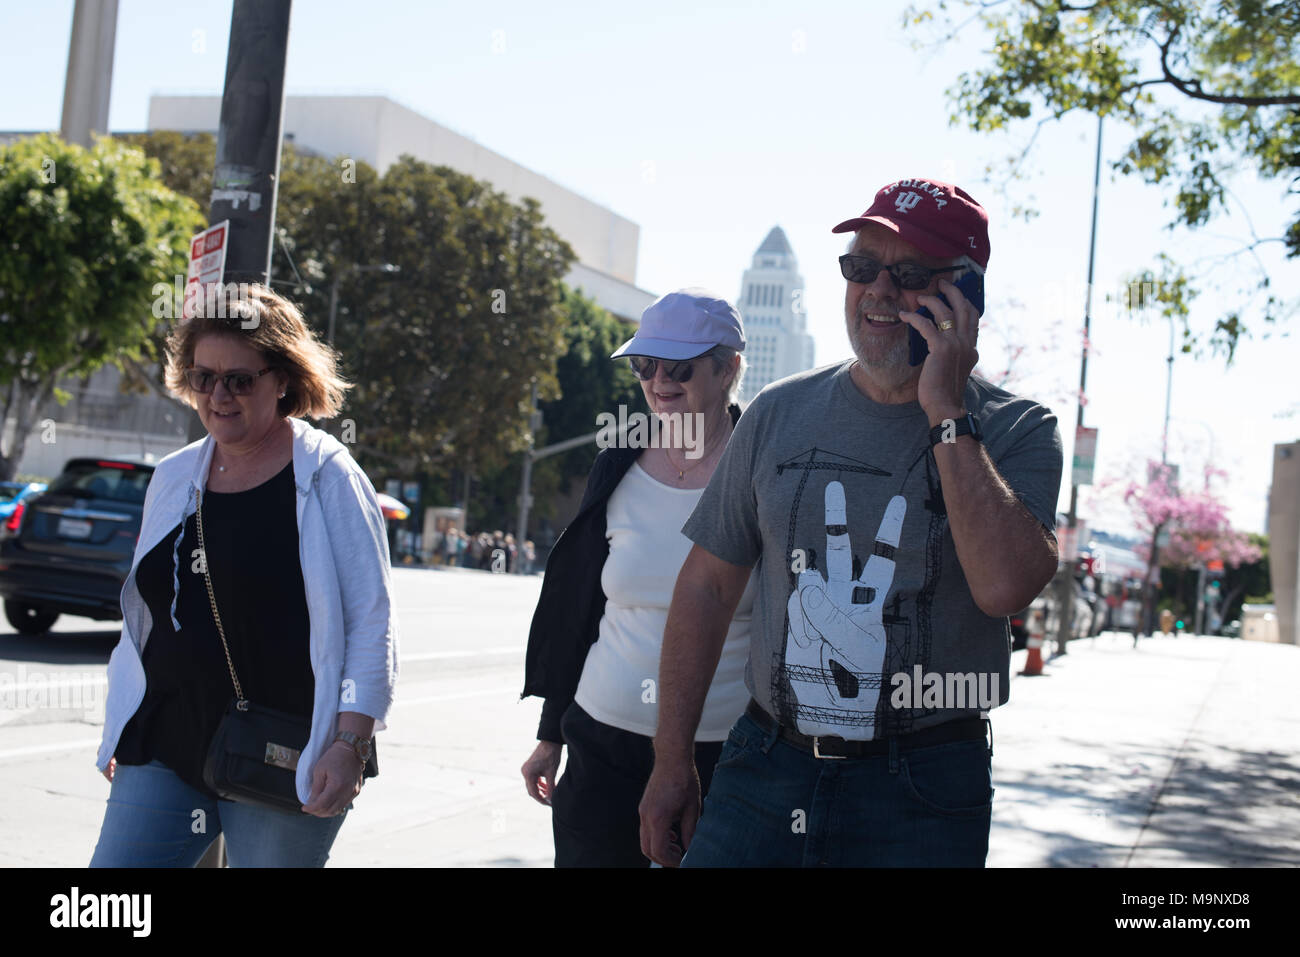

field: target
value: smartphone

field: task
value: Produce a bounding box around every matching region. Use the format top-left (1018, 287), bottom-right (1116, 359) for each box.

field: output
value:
top-left (908, 269), bottom-right (986, 366)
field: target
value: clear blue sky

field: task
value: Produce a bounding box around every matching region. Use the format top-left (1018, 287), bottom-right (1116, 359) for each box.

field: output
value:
top-left (3, 0), bottom-right (1297, 538)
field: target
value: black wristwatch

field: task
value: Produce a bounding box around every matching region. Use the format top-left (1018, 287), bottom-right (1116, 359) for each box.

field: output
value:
top-left (929, 411), bottom-right (983, 448)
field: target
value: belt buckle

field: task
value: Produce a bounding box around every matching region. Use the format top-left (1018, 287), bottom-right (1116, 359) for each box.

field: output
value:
top-left (812, 736), bottom-right (846, 760)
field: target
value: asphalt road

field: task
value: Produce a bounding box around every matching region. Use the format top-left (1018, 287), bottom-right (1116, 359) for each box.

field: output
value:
top-left (0, 565), bottom-right (555, 867)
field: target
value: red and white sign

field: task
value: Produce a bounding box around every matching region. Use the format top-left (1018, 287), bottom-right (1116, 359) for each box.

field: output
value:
top-left (184, 221), bottom-right (229, 318)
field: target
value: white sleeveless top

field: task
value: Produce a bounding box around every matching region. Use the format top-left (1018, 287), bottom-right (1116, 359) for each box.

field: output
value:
top-left (575, 462), bottom-right (755, 740)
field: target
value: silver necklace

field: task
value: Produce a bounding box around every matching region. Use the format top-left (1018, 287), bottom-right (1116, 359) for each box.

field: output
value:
top-left (664, 418), bottom-right (732, 480)
top-left (214, 419), bottom-right (285, 474)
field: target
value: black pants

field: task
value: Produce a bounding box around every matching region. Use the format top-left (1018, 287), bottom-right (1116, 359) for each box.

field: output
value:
top-left (551, 702), bottom-right (724, 868)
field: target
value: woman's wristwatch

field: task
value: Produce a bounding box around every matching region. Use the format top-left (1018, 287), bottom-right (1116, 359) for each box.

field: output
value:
top-left (333, 730), bottom-right (373, 765)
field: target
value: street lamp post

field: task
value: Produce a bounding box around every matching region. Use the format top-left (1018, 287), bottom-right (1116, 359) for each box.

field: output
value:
top-left (326, 262), bottom-right (401, 344)
top-left (1055, 114), bottom-right (1105, 656)
top-left (1172, 416), bottom-right (1218, 637)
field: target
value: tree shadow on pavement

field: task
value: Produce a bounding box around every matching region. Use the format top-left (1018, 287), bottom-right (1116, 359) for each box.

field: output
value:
top-left (993, 737), bottom-right (1300, 867)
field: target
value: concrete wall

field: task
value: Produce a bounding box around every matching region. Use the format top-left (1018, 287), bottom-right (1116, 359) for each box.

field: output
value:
top-left (148, 95), bottom-right (643, 287)
top-left (5, 419), bottom-right (184, 480)
top-left (1242, 604), bottom-right (1281, 643)
top-left (3, 364), bottom-right (191, 480)
top-left (565, 262), bottom-right (653, 325)
top-left (1268, 442), bottom-right (1298, 645)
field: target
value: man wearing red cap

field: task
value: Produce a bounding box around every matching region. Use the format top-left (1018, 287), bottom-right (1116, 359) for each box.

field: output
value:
top-left (639, 178), bottom-right (1063, 867)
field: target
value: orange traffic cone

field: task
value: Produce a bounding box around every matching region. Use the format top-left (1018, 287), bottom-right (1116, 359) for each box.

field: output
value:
top-left (1021, 608), bottom-right (1046, 676)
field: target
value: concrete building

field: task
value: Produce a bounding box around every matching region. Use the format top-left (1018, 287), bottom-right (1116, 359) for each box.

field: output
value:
top-left (736, 226), bottom-right (815, 402)
top-left (147, 94), bottom-right (654, 324)
top-left (1266, 441), bottom-right (1298, 645)
top-left (2, 368), bottom-right (190, 480)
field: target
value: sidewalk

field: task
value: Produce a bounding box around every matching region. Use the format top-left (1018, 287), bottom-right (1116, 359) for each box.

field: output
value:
top-left (989, 632), bottom-right (1300, 867)
top-left (331, 628), bottom-right (1300, 868)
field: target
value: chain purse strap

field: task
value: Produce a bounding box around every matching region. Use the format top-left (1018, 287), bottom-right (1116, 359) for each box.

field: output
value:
top-left (195, 495), bottom-right (247, 708)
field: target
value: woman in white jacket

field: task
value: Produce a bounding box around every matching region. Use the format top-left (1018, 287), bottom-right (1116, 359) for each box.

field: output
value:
top-left (91, 284), bottom-right (398, 867)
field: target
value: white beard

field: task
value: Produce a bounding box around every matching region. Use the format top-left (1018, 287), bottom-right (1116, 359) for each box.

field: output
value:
top-left (846, 308), bottom-right (916, 392)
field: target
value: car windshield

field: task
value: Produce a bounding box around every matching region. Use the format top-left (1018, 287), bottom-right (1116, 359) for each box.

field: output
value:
top-left (0, 482), bottom-right (28, 503)
top-left (46, 464), bottom-right (151, 504)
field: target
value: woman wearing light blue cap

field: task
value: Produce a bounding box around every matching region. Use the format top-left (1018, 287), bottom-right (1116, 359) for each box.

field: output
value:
top-left (519, 288), bottom-right (757, 867)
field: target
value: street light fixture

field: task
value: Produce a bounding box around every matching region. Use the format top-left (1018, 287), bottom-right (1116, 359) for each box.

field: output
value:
top-left (326, 262), bottom-right (401, 344)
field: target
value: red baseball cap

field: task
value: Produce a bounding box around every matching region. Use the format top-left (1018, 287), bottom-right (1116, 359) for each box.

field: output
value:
top-left (832, 178), bottom-right (991, 269)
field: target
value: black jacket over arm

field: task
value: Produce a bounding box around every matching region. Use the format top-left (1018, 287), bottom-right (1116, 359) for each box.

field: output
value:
top-left (519, 403), bottom-right (742, 743)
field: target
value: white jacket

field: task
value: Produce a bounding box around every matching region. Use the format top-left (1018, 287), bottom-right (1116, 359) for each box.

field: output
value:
top-left (96, 417), bottom-right (399, 802)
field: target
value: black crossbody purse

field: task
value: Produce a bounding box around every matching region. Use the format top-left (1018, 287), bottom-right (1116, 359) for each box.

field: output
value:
top-left (195, 494), bottom-right (376, 813)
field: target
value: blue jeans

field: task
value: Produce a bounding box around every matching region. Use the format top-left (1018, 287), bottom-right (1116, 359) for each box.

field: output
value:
top-left (89, 760), bottom-right (347, 868)
top-left (682, 712), bottom-right (993, 867)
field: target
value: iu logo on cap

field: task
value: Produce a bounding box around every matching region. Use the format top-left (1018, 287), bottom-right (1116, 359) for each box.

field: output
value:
top-left (894, 191), bottom-right (923, 213)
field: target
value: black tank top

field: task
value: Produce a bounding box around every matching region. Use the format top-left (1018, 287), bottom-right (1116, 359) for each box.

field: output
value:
top-left (115, 462), bottom-right (313, 796)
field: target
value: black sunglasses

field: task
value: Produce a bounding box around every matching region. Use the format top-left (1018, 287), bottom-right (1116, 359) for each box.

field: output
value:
top-left (626, 354), bottom-right (713, 383)
top-left (185, 367), bottom-right (275, 396)
top-left (838, 254), bottom-right (963, 291)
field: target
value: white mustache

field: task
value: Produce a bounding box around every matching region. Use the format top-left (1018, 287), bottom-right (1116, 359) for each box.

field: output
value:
top-left (857, 302), bottom-right (901, 321)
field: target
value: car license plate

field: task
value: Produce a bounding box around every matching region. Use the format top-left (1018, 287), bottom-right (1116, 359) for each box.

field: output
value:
top-left (57, 517), bottom-right (93, 539)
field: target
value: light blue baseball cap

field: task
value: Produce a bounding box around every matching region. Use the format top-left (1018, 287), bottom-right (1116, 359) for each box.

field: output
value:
top-left (610, 287), bottom-right (747, 360)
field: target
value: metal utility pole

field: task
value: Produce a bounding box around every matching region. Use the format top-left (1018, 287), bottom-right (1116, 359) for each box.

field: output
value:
top-left (515, 382), bottom-right (540, 569)
top-left (1194, 562), bottom-right (1208, 636)
top-left (193, 0), bottom-right (293, 865)
top-left (1139, 320), bottom-right (1178, 638)
top-left (1054, 114), bottom-right (1104, 656)
top-left (1162, 316), bottom-right (1174, 466)
top-left (60, 0), bottom-right (118, 148)
top-left (208, 0), bottom-right (293, 286)
top-left (515, 408), bottom-right (646, 572)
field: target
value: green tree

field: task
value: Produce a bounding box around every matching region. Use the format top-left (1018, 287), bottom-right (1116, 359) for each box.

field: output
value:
top-left (118, 131), bottom-right (215, 211)
top-left (1218, 530), bottom-right (1269, 622)
top-left (536, 285), bottom-right (644, 497)
top-left (469, 285), bottom-right (643, 537)
top-left (905, 0), bottom-right (1300, 360)
top-left (118, 134), bottom-right (579, 512)
top-left (0, 134), bottom-right (204, 479)
top-left (275, 152), bottom-right (576, 483)
top-left (112, 132), bottom-right (217, 420)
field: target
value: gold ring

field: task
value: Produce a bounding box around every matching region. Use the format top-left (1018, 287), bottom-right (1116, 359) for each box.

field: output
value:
top-left (938, 319), bottom-right (955, 331)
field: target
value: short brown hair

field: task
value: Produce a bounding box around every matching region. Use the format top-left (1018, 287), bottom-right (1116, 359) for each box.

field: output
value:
top-left (164, 283), bottom-right (351, 419)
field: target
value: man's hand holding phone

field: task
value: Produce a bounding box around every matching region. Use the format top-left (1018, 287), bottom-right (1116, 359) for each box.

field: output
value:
top-left (897, 274), bottom-right (982, 426)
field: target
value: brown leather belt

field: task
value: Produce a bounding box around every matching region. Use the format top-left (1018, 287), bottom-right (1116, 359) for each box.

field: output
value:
top-left (744, 699), bottom-right (987, 759)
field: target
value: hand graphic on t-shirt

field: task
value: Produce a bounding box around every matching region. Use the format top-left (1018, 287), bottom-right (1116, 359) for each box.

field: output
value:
top-left (784, 481), bottom-right (907, 737)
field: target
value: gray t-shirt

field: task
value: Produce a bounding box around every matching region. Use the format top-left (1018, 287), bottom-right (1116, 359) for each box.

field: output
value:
top-left (682, 359), bottom-right (1063, 740)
